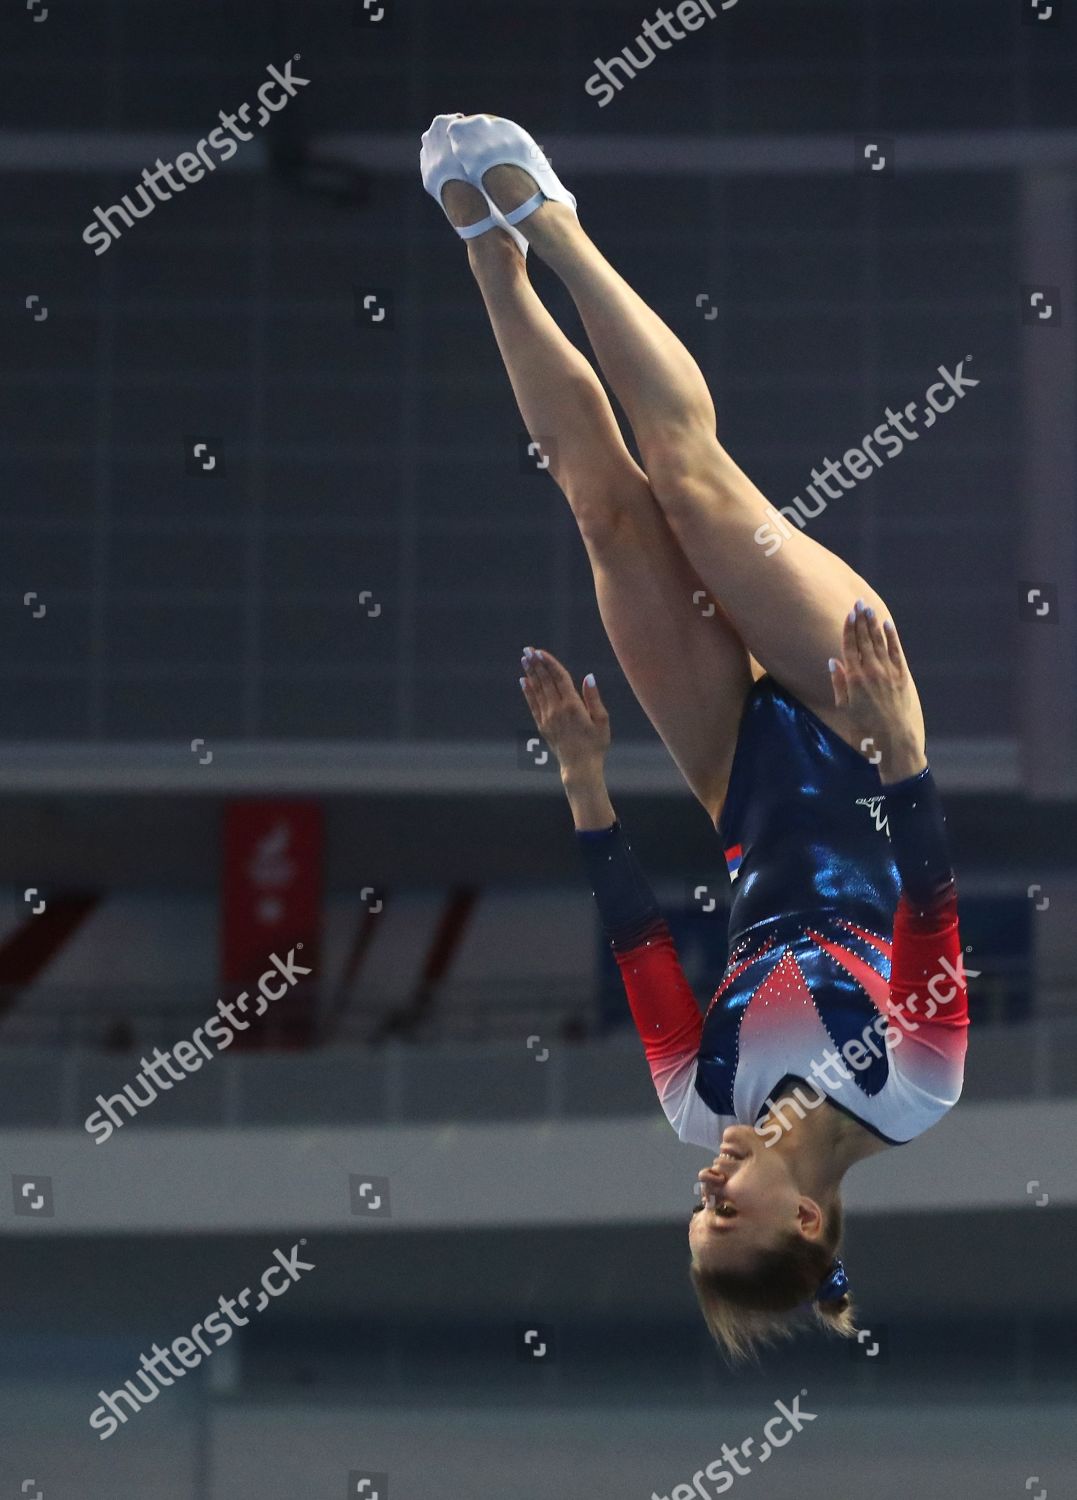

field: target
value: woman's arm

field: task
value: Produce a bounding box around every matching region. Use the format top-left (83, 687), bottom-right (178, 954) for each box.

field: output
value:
top-left (519, 647), bottom-right (718, 1144)
top-left (561, 764), bottom-right (616, 834)
top-left (828, 609), bottom-right (969, 1096)
top-left (829, 604), bottom-right (958, 919)
top-left (879, 765), bottom-right (969, 1097)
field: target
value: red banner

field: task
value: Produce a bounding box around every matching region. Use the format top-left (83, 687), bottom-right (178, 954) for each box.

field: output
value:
top-left (220, 801), bottom-right (323, 1047)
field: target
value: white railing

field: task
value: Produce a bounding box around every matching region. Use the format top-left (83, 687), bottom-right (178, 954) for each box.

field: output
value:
top-left (1, 1013), bottom-right (1076, 1130)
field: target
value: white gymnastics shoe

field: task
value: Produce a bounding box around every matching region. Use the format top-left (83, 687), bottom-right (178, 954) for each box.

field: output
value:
top-left (446, 114), bottom-right (577, 230)
top-left (420, 112), bottom-right (529, 253)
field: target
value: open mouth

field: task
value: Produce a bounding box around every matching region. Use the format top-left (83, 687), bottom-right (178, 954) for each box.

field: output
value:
top-left (700, 1194), bottom-right (737, 1219)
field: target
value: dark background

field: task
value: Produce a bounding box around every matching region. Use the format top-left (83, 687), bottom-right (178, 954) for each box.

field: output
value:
top-left (6, 0), bottom-right (1071, 743)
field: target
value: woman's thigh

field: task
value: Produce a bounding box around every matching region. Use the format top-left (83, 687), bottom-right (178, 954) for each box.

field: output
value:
top-left (652, 442), bottom-right (925, 751)
top-left (584, 471), bottom-right (755, 822)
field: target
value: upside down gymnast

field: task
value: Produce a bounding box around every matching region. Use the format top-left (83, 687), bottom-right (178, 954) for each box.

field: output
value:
top-left (421, 113), bottom-right (971, 1360)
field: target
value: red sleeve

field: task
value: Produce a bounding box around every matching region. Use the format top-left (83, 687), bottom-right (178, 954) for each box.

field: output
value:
top-left (883, 887), bottom-right (970, 1099)
top-left (576, 821), bottom-right (709, 1136)
top-left (613, 918), bottom-right (704, 1068)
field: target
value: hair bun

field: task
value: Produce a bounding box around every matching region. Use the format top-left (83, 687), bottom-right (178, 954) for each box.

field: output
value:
top-left (814, 1258), bottom-right (850, 1304)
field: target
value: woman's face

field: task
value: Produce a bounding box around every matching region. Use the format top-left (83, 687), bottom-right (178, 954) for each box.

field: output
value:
top-left (688, 1124), bottom-right (819, 1273)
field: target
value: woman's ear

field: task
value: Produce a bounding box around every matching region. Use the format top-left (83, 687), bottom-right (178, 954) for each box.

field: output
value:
top-left (795, 1196), bottom-right (826, 1240)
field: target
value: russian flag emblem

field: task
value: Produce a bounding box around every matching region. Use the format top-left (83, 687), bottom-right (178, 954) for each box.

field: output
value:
top-left (724, 843), bottom-right (743, 881)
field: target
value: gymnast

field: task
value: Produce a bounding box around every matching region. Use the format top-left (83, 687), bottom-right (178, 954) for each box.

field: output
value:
top-left (421, 113), bottom-right (970, 1359)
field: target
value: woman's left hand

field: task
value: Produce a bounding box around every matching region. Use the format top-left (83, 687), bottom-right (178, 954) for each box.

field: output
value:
top-left (829, 602), bottom-right (926, 783)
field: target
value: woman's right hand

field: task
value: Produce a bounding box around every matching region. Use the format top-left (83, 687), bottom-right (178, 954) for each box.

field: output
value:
top-left (519, 647), bottom-right (610, 780)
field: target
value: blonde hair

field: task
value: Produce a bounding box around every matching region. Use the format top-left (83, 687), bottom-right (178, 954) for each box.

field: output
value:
top-left (689, 1202), bottom-right (857, 1363)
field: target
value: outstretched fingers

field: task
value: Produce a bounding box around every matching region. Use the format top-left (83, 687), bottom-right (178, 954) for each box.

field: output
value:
top-left (517, 645), bottom-right (613, 769)
top-left (857, 603), bottom-right (888, 667)
top-left (521, 644), bottom-right (583, 725)
top-left (832, 599), bottom-right (885, 707)
top-left (527, 646), bottom-right (568, 705)
top-left (854, 603), bottom-right (910, 685)
top-left (830, 606), bottom-right (861, 707)
top-left (519, 667), bottom-right (541, 726)
top-left (882, 617), bottom-right (906, 672)
top-left (829, 598), bottom-right (917, 725)
top-left (520, 645), bottom-right (551, 719)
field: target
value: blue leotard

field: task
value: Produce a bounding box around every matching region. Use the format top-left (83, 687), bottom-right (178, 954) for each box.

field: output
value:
top-left (577, 675), bottom-right (968, 1146)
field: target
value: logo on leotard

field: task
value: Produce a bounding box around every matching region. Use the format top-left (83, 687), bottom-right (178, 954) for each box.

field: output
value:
top-left (855, 796), bottom-right (890, 837)
top-left (724, 844), bottom-right (743, 881)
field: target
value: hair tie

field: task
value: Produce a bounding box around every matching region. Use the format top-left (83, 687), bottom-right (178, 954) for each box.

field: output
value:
top-left (814, 1258), bottom-right (849, 1304)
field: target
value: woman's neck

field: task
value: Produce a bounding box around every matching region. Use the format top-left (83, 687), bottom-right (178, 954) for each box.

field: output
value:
top-left (766, 1084), bottom-right (890, 1197)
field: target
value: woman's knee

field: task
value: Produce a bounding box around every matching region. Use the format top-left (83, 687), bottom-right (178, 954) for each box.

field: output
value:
top-left (643, 431), bottom-right (732, 522)
top-left (561, 468), bottom-right (646, 551)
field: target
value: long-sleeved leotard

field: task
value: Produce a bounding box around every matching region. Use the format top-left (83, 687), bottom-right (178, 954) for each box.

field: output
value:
top-left (577, 674), bottom-right (970, 1148)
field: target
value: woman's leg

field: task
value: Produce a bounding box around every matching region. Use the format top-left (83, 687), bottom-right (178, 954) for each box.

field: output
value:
top-left (476, 159), bottom-right (923, 748)
top-left (443, 182), bottom-right (753, 819)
